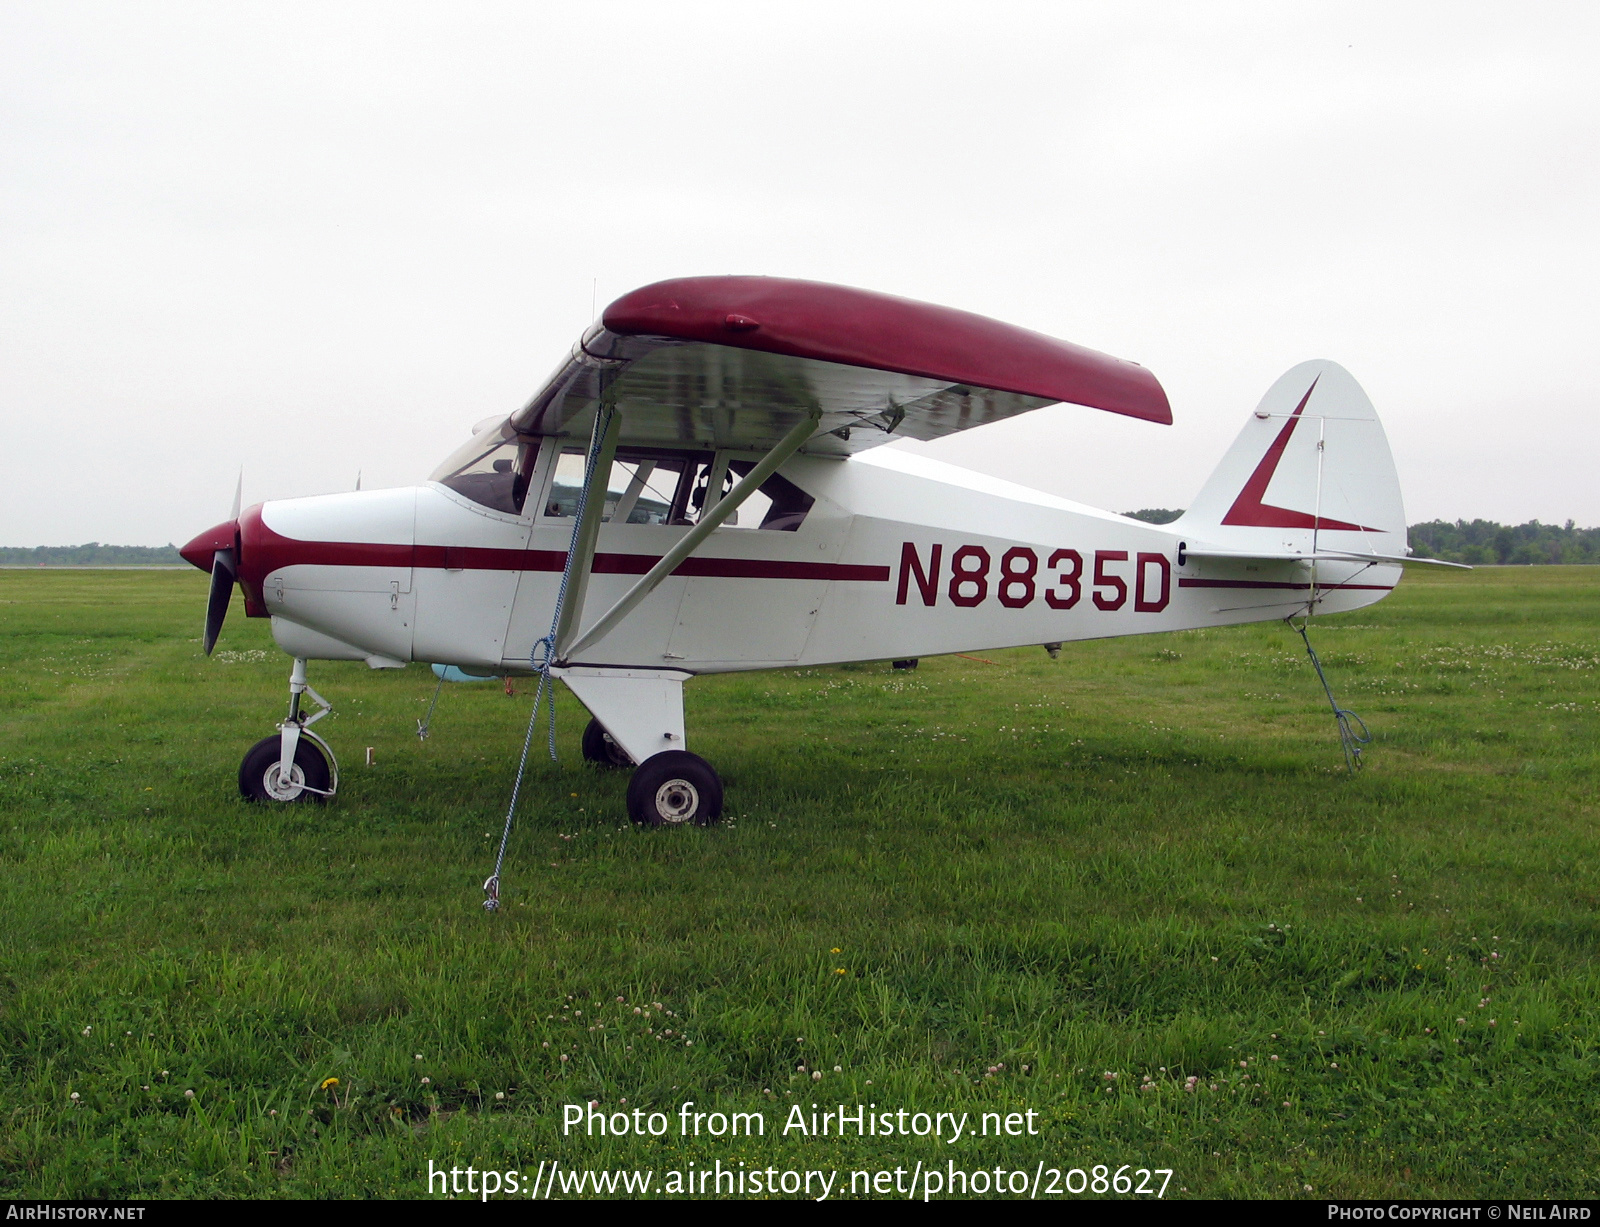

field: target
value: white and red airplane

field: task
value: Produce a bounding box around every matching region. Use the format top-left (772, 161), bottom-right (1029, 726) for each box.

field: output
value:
top-left (181, 275), bottom-right (1436, 827)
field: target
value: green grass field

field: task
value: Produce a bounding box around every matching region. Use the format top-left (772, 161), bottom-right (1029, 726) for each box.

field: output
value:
top-left (2, 567), bottom-right (1597, 1200)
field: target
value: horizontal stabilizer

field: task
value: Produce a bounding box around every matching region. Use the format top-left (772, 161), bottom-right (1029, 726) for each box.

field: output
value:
top-left (1184, 546), bottom-right (1470, 570)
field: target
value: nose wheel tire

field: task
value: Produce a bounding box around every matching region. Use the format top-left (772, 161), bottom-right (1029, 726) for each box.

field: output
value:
top-left (581, 716), bottom-right (634, 768)
top-left (626, 751), bottom-right (723, 827)
top-left (239, 734), bottom-right (331, 803)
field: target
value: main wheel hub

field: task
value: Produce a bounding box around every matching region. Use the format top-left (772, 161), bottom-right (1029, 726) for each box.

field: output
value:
top-left (653, 778), bottom-right (700, 823)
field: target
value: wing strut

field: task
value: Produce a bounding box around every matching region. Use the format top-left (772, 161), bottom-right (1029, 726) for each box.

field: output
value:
top-left (558, 407), bottom-right (822, 663)
top-left (550, 402), bottom-right (622, 657)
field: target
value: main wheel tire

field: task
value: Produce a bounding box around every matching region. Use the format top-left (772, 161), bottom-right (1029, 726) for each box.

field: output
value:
top-left (581, 716), bottom-right (634, 768)
top-left (238, 734), bottom-right (331, 803)
top-left (892, 658), bottom-right (919, 670)
top-left (626, 751), bottom-right (723, 827)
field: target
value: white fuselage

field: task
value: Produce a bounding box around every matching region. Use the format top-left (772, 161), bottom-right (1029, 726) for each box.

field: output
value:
top-left (248, 447), bottom-right (1399, 675)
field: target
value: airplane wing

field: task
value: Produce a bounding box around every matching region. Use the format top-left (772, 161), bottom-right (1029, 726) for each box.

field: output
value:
top-left (508, 276), bottom-right (1170, 457)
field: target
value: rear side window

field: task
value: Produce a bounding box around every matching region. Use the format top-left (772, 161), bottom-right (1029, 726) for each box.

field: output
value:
top-left (725, 461), bottom-right (813, 530)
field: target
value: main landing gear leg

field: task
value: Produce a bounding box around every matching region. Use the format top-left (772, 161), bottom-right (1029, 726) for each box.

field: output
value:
top-left (238, 657), bottom-right (340, 803)
top-left (558, 667), bottom-right (722, 827)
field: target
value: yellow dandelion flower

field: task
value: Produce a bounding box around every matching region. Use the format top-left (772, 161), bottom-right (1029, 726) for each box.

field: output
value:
top-left (320, 1077), bottom-right (339, 1090)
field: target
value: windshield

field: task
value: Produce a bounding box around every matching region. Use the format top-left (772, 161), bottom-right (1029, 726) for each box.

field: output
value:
top-left (429, 430), bottom-right (540, 515)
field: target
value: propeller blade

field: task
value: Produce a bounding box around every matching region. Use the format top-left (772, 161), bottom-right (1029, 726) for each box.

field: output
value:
top-left (203, 548), bottom-right (237, 655)
top-left (230, 469), bottom-right (243, 520)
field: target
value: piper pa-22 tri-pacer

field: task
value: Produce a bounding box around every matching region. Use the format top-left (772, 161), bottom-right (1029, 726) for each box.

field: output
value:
top-left (181, 275), bottom-right (1437, 828)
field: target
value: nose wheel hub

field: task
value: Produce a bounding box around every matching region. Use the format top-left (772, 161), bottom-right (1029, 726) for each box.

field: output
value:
top-left (263, 761), bottom-right (308, 802)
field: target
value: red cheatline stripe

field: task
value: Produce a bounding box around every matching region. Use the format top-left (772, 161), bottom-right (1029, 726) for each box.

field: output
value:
top-left (273, 541), bottom-right (890, 583)
top-left (1178, 578), bottom-right (1394, 592)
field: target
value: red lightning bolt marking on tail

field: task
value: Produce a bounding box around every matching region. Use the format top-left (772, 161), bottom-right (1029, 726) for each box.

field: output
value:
top-left (1220, 377), bottom-right (1382, 532)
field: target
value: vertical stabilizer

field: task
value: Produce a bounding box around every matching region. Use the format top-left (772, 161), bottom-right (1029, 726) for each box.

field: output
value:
top-left (1177, 360), bottom-right (1406, 559)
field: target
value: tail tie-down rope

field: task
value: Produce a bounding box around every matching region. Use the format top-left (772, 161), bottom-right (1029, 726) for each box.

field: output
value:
top-left (1289, 617), bottom-right (1370, 775)
top-left (483, 397), bottom-right (617, 913)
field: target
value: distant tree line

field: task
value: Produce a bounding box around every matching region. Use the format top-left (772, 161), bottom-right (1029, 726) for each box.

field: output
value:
top-left (1118, 513), bottom-right (1600, 565)
top-left (0, 543), bottom-right (184, 566)
top-left (1406, 520), bottom-right (1600, 566)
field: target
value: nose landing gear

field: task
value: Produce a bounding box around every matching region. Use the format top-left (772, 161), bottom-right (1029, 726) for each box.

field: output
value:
top-left (238, 657), bottom-right (340, 803)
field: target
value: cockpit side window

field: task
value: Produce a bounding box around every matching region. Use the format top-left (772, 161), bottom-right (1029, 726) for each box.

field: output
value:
top-left (541, 448), bottom-right (691, 523)
top-left (539, 447), bottom-right (813, 531)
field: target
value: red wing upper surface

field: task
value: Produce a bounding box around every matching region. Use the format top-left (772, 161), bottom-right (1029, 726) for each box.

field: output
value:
top-left (509, 276), bottom-right (1169, 455)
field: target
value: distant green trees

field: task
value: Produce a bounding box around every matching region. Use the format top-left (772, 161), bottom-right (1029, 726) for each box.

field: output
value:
top-left (1122, 509), bottom-right (1185, 524)
top-left (1407, 520), bottom-right (1600, 566)
top-left (1122, 513), bottom-right (1600, 565)
top-left (0, 543), bottom-right (183, 566)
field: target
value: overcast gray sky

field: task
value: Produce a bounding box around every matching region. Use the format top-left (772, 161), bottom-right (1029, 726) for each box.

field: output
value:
top-left (2, 1), bottom-right (1596, 546)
